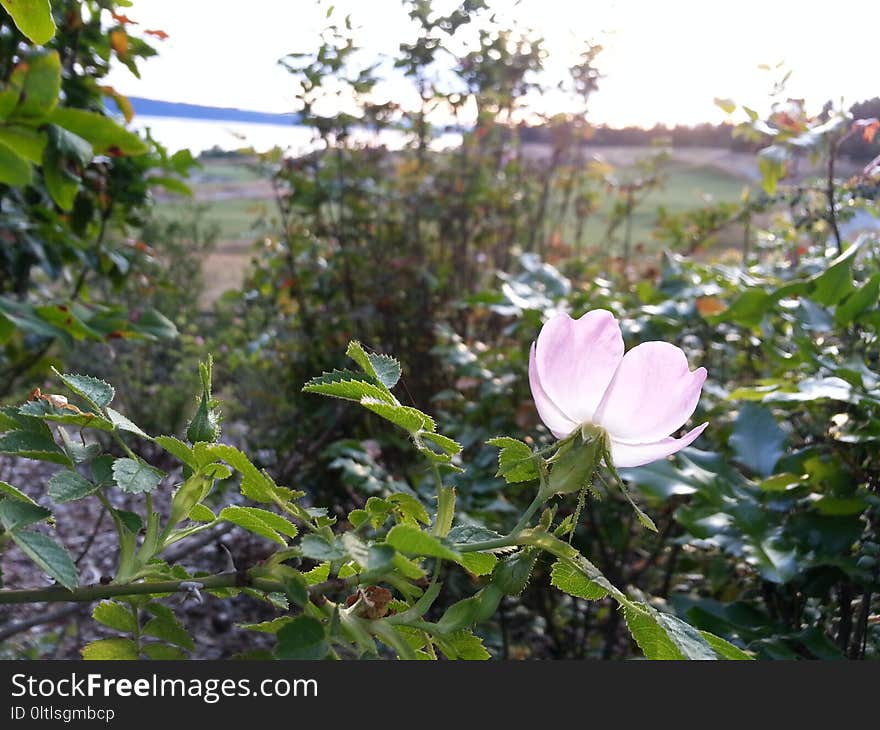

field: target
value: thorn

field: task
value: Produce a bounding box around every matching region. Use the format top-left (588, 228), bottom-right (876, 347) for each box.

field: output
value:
top-left (178, 581), bottom-right (204, 604)
top-left (220, 544), bottom-right (236, 573)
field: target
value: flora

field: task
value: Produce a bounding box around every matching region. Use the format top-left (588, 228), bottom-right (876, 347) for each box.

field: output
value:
top-left (0, 338), bottom-right (747, 660)
top-left (529, 309), bottom-right (707, 467)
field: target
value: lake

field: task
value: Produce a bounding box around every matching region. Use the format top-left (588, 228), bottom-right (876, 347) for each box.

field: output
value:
top-left (130, 115), bottom-right (462, 155)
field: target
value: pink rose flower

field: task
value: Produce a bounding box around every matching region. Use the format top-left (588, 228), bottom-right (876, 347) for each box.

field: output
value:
top-left (529, 309), bottom-right (708, 468)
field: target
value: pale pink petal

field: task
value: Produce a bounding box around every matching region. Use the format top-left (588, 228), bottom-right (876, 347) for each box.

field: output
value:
top-left (529, 343), bottom-right (578, 438)
top-left (609, 423), bottom-right (708, 468)
top-left (534, 310), bottom-right (624, 425)
top-left (594, 341), bottom-right (707, 443)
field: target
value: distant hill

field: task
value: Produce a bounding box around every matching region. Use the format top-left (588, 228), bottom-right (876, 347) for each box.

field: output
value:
top-left (117, 97), bottom-right (301, 125)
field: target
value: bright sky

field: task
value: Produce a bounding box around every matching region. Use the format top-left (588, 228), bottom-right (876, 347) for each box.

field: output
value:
top-left (107, 0), bottom-right (879, 127)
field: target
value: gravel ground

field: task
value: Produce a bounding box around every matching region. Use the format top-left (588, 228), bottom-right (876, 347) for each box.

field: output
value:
top-left (0, 450), bottom-right (286, 660)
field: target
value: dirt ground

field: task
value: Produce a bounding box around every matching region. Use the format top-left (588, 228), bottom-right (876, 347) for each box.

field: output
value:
top-left (0, 451), bottom-right (281, 659)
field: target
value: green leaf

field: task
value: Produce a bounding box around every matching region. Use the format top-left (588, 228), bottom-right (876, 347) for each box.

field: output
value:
top-left (9, 529), bottom-right (77, 589)
top-left (82, 638), bottom-right (139, 660)
top-left (0, 480), bottom-right (37, 505)
top-left (624, 604), bottom-right (718, 660)
top-left (492, 548), bottom-right (539, 595)
top-left (302, 369), bottom-right (395, 403)
top-left (155, 435), bottom-right (195, 467)
top-left (220, 506), bottom-right (297, 546)
top-left (729, 403), bottom-right (786, 477)
top-left (388, 493), bottom-right (430, 526)
top-left (360, 397), bottom-right (433, 433)
top-left (699, 631), bottom-right (754, 660)
top-left (457, 551), bottom-right (497, 576)
top-left (143, 603), bottom-right (195, 650)
top-left (143, 643), bottom-right (187, 660)
top-left (45, 123), bottom-right (92, 165)
top-left (197, 444), bottom-right (277, 503)
top-left (0, 0), bottom-right (56, 44)
top-left (420, 431), bottom-right (462, 457)
top-left (0, 497), bottom-right (50, 530)
top-left (237, 617), bottom-right (295, 634)
top-left (300, 533), bottom-right (347, 561)
top-left (189, 503), bottom-right (216, 522)
top-left (92, 601), bottom-right (137, 633)
top-left (0, 429), bottom-right (71, 465)
top-left (9, 49), bottom-right (60, 120)
top-left (835, 274), bottom-right (880, 326)
top-left (53, 370), bottom-right (115, 410)
top-left (275, 616), bottom-right (329, 660)
top-left (346, 340), bottom-right (401, 389)
top-left (131, 309), bottom-right (179, 339)
top-left (18, 399), bottom-right (113, 431)
top-left (0, 139), bottom-right (32, 185)
top-left (711, 288), bottom-right (773, 328)
top-left (757, 144), bottom-right (788, 195)
top-left (386, 524), bottom-right (460, 561)
top-left (811, 241), bottom-right (861, 306)
top-left (436, 630), bottom-right (491, 660)
top-left (48, 107), bottom-right (149, 155)
top-left (550, 558), bottom-right (608, 600)
top-left (112, 458), bottom-right (164, 495)
top-left (106, 407), bottom-right (150, 438)
top-left (487, 437), bottom-right (539, 483)
top-left (47, 469), bottom-right (99, 503)
top-left (0, 126), bottom-right (46, 162)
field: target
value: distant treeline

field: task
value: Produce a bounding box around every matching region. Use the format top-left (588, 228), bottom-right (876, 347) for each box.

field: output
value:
top-left (515, 97), bottom-right (880, 162)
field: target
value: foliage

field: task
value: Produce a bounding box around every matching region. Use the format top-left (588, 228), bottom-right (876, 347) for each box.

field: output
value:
top-left (0, 351), bottom-right (743, 660)
top-left (0, 0), bottom-right (192, 399)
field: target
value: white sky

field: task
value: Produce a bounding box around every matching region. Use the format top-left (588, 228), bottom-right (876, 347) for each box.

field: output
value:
top-left (107, 0), bottom-right (879, 127)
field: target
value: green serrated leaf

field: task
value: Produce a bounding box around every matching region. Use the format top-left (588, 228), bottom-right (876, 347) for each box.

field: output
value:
top-left (82, 638), bottom-right (139, 660)
top-left (299, 534), bottom-right (347, 562)
top-left (92, 601), bottom-right (137, 633)
top-left (9, 529), bottom-right (77, 589)
top-left (388, 493), bottom-right (430, 526)
top-left (457, 551), bottom-right (497, 576)
top-left (142, 603), bottom-right (195, 650)
top-left (53, 369), bottom-right (114, 410)
top-left (420, 431), bottom-right (461, 456)
top-left (0, 429), bottom-right (71, 465)
top-left (143, 643), bottom-right (187, 660)
top-left (189, 503), bottom-right (216, 523)
top-left (275, 616), bottom-right (329, 660)
top-left (624, 604), bottom-right (718, 660)
top-left (386, 525), bottom-right (459, 561)
top-left (302, 369), bottom-right (395, 403)
top-left (0, 481), bottom-right (36, 505)
top-left (360, 397), bottom-right (433, 433)
top-left (220, 506), bottom-right (297, 546)
top-left (196, 444), bottom-right (276, 503)
top-left (47, 469), bottom-right (99, 503)
top-left (699, 631), bottom-right (754, 660)
top-left (0, 497), bottom-right (50, 530)
top-left (106, 407), bottom-right (150, 438)
top-left (487, 437), bottom-right (539, 483)
top-left (154, 435), bottom-right (195, 467)
top-left (436, 629), bottom-right (491, 660)
top-left (237, 617), bottom-right (295, 634)
top-left (112, 458), bottom-right (163, 495)
top-left (550, 558), bottom-right (608, 600)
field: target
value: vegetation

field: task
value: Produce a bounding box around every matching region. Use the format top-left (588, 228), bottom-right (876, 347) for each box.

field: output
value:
top-left (0, 0), bottom-right (877, 661)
